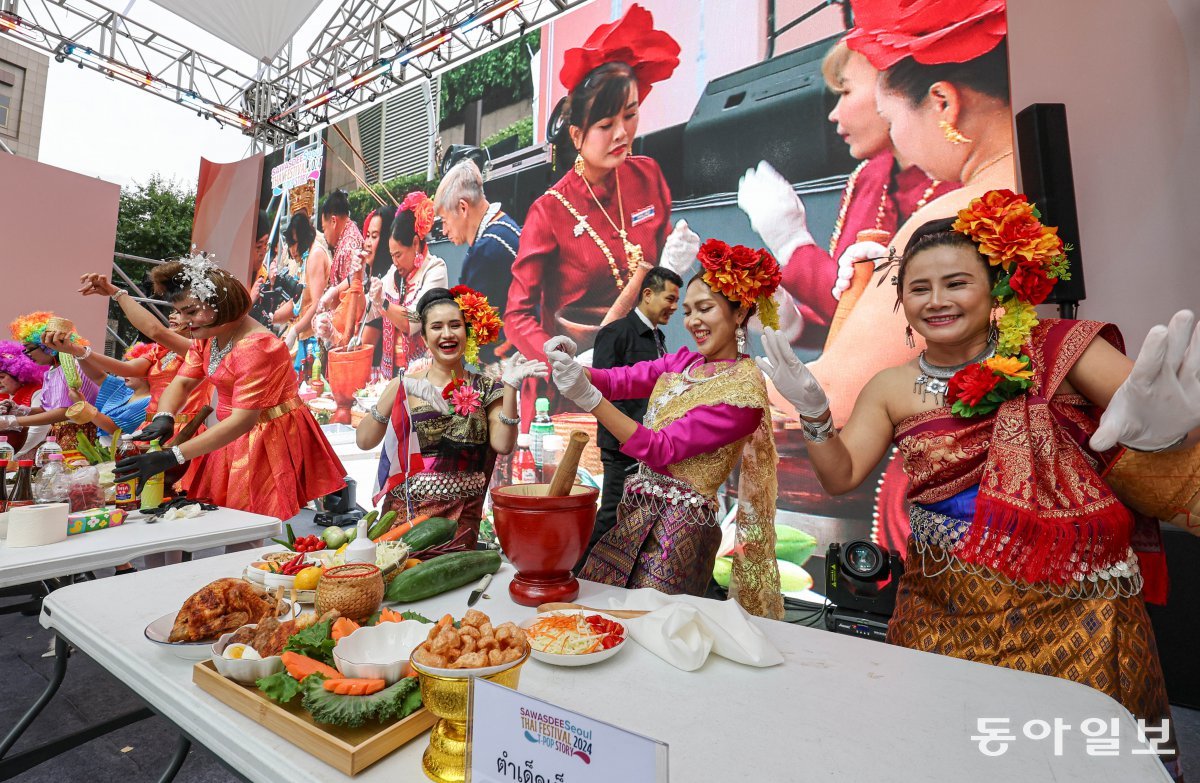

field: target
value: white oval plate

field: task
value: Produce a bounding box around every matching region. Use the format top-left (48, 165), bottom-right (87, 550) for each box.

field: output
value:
top-left (518, 610), bottom-right (627, 667)
top-left (145, 599), bottom-right (298, 659)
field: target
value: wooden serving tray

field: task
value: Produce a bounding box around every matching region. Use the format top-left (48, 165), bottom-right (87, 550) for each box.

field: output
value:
top-left (193, 660), bottom-right (436, 776)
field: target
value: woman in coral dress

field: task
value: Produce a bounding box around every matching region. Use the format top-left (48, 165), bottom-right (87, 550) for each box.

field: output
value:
top-left (114, 255), bottom-right (345, 520)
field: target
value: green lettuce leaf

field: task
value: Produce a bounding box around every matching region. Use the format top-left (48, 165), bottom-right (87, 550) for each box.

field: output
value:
top-left (283, 618), bottom-right (336, 664)
top-left (256, 670), bottom-right (303, 704)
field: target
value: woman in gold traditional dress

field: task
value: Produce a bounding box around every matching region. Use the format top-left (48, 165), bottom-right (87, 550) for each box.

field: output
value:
top-left (548, 239), bottom-right (786, 619)
top-left (759, 192), bottom-right (1199, 779)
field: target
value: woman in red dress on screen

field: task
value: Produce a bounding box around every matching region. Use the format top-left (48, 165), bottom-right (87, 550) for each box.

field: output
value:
top-left (737, 38), bottom-right (956, 348)
top-left (505, 4), bottom-right (699, 414)
top-left (114, 254), bottom-right (345, 520)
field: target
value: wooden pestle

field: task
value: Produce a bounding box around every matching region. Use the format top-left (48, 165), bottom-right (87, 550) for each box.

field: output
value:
top-left (546, 430), bottom-right (590, 497)
top-left (824, 228), bottom-right (893, 348)
top-left (538, 601), bottom-right (649, 619)
top-left (166, 405), bottom-right (213, 448)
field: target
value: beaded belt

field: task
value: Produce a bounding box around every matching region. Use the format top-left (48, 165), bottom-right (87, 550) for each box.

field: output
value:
top-left (621, 467), bottom-right (720, 525)
top-left (908, 505), bottom-right (1143, 599)
top-left (391, 470), bottom-right (488, 502)
top-left (258, 397), bottom-right (304, 423)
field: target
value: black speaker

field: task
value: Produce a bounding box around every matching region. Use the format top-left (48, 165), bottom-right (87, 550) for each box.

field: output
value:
top-left (1146, 525), bottom-right (1200, 709)
top-left (1015, 103), bottom-right (1087, 310)
top-left (682, 35), bottom-right (855, 196)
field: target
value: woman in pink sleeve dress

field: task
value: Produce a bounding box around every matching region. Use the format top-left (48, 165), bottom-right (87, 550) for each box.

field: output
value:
top-left (546, 240), bottom-right (786, 619)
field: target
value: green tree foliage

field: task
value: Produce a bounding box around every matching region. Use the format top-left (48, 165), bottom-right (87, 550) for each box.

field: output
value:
top-left (439, 32), bottom-right (539, 125)
top-left (107, 175), bottom-right (195, 349)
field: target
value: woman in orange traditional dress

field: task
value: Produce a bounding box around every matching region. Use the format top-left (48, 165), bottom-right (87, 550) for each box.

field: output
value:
top-left (758, 192), bottom-right (1198, 779)
top-left (114, 255), bottom-right (345, 520)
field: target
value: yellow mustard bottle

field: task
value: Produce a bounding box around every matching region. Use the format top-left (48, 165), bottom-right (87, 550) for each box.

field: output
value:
top-left (140, 439), bottom-right (165, 511)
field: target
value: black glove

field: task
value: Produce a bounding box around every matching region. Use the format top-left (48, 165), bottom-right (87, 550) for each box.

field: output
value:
top-left (133, 414), bottom-right (175, 444)
top-left (113, 449), bottom-right (179, 494)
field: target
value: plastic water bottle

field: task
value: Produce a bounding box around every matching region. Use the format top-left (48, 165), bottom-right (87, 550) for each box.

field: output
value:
top-left (33, 454), bottom-right (70, 504)
top-left (0, 435), bottom-right (13, 471)
top-left (513, 434), bottom-right (537, 484)
top-left (140, 440), bottom-right (165, 511)
top-left (35, 435), bottom-right (62, 468)
top-left (530, 397), bottom-right (555, 470)
top-left (540, 434), bottom-right (564, 485)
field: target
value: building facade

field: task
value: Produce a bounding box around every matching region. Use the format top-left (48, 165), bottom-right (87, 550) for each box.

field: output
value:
top-left (0, 37), bottom-right (47, 160)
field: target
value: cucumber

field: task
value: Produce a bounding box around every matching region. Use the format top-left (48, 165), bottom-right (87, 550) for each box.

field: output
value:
top-left (385, 550), bottom-right (501, 603)
top-left (367, 510), bottom-right (396, 541)
top-left (400, 516), bottom-right (457, 552)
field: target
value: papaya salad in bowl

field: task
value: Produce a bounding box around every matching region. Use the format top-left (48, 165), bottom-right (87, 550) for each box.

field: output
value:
top-left (518, 610), bottom-right (627, 667)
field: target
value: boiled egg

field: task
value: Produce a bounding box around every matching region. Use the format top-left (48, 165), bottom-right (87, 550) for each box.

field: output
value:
top-left (222, 643), bottom-right (262, 661)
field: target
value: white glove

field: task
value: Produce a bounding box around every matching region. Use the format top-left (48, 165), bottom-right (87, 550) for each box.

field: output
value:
top-left (402, 376), bottom-right (451, 415)
top-left (502, 355), bottom-right (549, 388)
top-left (550, 355), bottom-right (603, 412)
top-left (754, 327), bottom-right (829, 418)
top-left (1090, 310), bottom-right (1200, 452)
top-left (318, 284), bottom-right (342, 312)
top-left (659, 220), bottom-right (702, 276)
top-left (282, 328), bottom-right (298, 349)
top-left (737, 160), bottom-right (814, 265)
top-left (832, 241), bottom-right (889, 301)
top-left (543, 336), bottom-right (578, 359)
top-left (314, 311), bottom-right (337, 344)
top-left (0, 414), bottom-right (21, 431)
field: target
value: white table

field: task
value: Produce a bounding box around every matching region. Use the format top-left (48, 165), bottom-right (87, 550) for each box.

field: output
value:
top-left (0, 508), bottom-right (282, 589)
top-left (35, 551), bottom-right (1172, 782)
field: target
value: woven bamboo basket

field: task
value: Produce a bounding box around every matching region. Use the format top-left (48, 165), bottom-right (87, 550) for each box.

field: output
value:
top-left (315, 563), bottom-right (384, 623)
top-left (551, 413), bottom-right (602, 478)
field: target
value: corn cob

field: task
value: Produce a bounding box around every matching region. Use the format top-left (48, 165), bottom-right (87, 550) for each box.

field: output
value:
top-left (59, 352), bottom-right (82, 390)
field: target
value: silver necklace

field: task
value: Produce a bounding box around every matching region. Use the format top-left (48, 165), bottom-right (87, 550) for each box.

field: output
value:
top-left (914, 340), bottom-right (996, 405)
top-left (646, 358), bottom-right (737, 426)
top-left (207, 335), bottom-right (238, 375)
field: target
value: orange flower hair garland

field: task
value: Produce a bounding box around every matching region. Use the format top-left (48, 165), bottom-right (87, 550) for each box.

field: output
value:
top-left (696, 239), bottom-right (783, 332)
top-left (401, 191), bottom-right (435, 240)
top-left (945, 189), bottom-right (1072, 417)
top-left (449, 285), bottom-right (502, 367)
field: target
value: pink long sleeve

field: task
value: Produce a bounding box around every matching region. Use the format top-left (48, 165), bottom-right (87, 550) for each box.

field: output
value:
top-left (589, 347), bottom-right (701, 402)
top-left (622, 403), bottom-right (763, 472)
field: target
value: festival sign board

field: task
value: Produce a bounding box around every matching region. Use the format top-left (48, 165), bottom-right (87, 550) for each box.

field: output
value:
top-left (467, 679), bottom-right (668, 782)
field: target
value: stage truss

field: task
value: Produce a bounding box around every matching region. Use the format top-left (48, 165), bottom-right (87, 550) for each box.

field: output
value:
top-left (0, 0), bottom-right (587, 149)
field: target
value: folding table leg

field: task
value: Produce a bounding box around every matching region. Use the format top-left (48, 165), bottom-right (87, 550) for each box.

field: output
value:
top-left (0, 634), bottom-right (69, 760)
top-left (156, 735), bottom-right (191, 783)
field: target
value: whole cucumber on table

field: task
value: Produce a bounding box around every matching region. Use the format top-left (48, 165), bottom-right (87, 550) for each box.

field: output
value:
top-left (385, 550), bottom-right (502, 603)
top-left (399, 516), bottom-right (457, 551)
top-left (367, 510), bottom-right (396, 541)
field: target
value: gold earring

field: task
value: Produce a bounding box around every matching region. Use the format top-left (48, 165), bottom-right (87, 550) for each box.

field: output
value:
top-left (939, 119), bottom-right (971, 145)
top-left (573, 153), bottom-right (586, 177)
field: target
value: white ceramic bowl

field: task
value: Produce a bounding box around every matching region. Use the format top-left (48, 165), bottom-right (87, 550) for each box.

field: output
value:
top-left (243, 563), bottom-right (269, 586)
top-left (333, 620), bottom-right (429, 683)
top-left (144, 599), bottom-right (298, 660)
top-left (518, 610), bottom-right (627, 667)
top-left (211, 627), bottom-right (284, 683)
top-left (263, 569), bottom-right (298, 590)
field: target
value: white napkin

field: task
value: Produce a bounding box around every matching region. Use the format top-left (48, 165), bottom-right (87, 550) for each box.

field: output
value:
top-left (606, 588), bottom-right (784, 672)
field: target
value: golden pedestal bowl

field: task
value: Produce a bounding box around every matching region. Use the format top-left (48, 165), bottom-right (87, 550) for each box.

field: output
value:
top-left (411, 649), bottom-right (529, 783)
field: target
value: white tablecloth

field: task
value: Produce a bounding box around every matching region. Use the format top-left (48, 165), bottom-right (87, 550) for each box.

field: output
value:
top-left (39, 552), bottom-right (1171, 782)
top-left (0, 508), bottom-right (280, 588)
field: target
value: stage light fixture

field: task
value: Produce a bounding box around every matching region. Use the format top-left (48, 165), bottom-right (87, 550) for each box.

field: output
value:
top-left (390, 31), bottom-right (451, 71)
top-left (180, 92), bottom-right (251, 128)
top-left (457, 0), bottom-right (521, 36)
top-left (0, 12), bottom-right (38, 42)
top-left (824, 540), bottom-right (903, 643)
top-left (64, 44), bottom-right (154, 88)
top-left (343, 61), bottom-right (391, 92)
